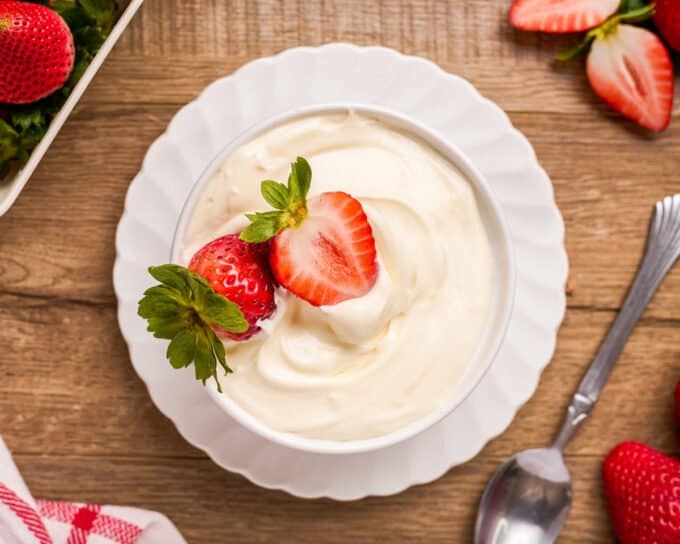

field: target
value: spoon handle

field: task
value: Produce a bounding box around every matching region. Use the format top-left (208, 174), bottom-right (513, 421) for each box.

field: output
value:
top-left (553, 195), bottom-right (680, 451)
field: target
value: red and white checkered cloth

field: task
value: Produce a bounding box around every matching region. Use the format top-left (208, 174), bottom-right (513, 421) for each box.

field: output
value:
top-left (0, 439), bottom-right (186, 544)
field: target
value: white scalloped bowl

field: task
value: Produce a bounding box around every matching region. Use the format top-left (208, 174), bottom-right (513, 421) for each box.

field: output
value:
top-left (170, 104), bottom-right (516, 455)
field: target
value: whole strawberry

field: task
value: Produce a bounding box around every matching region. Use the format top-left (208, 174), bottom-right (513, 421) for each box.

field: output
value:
top-left (188, 235), bottom-right (276, 340)
top-left (603, 441), bottom-right (680, 544)
top-left (0, 1), bottom-right (75, 104)
top-left (655, 0), bottom-right (680, 52)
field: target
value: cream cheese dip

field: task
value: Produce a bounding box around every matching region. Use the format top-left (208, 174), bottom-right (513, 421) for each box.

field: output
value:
top-left (181, 112), bottom-right (494, 441)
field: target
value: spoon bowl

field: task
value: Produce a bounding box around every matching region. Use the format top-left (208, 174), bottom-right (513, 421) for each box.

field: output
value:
top-left (475, 448), bottom-right (572, 544)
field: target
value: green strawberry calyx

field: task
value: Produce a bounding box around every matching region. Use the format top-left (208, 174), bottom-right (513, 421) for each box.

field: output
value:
top-left (556, 2), bottom-right (656, 61)
top-left (137, 264), bottom-right (248, 391)
top-left (239, 156), bottom-right (312, 243)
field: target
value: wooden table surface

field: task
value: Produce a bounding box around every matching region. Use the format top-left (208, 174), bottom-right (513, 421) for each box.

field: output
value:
top-left (1, 1), bottom-right (679, 542)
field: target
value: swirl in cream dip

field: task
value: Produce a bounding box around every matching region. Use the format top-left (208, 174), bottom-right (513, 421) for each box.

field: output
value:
top-left (181, 112), bottom-right (494, 441)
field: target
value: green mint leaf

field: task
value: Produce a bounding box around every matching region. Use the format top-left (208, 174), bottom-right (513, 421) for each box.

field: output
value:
top-left (77, 0), bottom-right (117, 31)
top-left (10, 108), bottom-right (45, 132)
top-left (0, 161), bottom-right (10, 179)
top-left (73, 25), bottom-right (107, 53)
top-left (288, 156), bottom-right (312, 202)
top-left (138, 264), bottom-right (249, 389)
top-left (240, 219), bottom-right (280, 243)
top-left (261, 180), bottom-right (290, 209)
top-left (0, 120), bottom-right (20, 165)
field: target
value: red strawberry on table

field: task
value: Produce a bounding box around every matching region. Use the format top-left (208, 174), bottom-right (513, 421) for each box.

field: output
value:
top-left (586, 24), bottom-right (674, 132)
top-left (655, 0), bottom-right (680, 52)
top-left (188, 235), bottom-right (276, 341)
top-left (241, 157), bottom-right (378, 307)
top-left (0, 1), bottom-right (75, 104)
top-left (603, 441), bottom-right (680, 544)
top-left (509, 0), bottom-right (620, 33)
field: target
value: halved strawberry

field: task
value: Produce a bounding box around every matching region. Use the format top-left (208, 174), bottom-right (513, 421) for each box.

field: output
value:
top-left (271, 191), bottom-right (378, 306)
top-left (587, 24), bottom-right (674, 132)
top-left (241, 157), bottom-right (378, 307)
top-left (509, 0), bottom-right (619, 33)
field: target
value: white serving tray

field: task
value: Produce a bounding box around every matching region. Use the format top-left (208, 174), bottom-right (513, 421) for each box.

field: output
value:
top-left (0, 0), bottom-right (144, 217)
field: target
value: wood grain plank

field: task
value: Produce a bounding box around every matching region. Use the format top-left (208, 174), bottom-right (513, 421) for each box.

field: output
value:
top-left (1, 300), bottom-right (678, 458)
top-left (92, 0), bottom-right (680, 116)
top-left (1, 1), bottom-right (680, 542)
top-left (10, 453), bottom-right (614, 543)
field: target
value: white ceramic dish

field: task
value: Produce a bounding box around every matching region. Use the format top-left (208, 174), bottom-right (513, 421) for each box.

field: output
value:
top-left (0, 0), bottom-right (145, 217)
top-left (170, 104), bottom-right (516, 455)
top-left (114, 44), bottom-right (568, 499)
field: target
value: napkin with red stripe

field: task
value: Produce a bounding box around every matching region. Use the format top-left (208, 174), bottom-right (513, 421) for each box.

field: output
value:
top-left (0, 439), bottom-right (186, 544)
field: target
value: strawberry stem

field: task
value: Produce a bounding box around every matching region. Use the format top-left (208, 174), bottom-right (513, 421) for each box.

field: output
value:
top-left (556, 2), bottom-right (656, 61)
top-left (240, 157), bottom-right (312, 243)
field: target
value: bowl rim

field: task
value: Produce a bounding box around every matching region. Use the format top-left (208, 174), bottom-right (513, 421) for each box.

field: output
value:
top-left (170, 103), bottom-right (516, 455)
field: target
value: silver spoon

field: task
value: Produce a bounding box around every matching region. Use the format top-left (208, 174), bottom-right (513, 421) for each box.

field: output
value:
top-left (475, 194), bottom-right (680, 544)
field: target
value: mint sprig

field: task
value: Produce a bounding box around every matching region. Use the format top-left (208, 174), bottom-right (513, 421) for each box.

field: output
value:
top-left (137, 264), bottom-right (248, 391)
top-left (240, 157), bottom-right (312, 243)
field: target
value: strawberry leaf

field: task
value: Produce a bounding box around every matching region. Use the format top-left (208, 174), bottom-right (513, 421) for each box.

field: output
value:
top-left (77, 0), bottom-right (116, 32)
top-left (618, 0), bottom-right (650, 13)
top-left (0, 120), bottom-right (20, 165)
top-left (617, 2), bottom-right (655, 23)
top-left (556, 1), bottom-right (655, 62)
top-left (288, 156), bottom-right (312, 202)
top-left (240, 157), bottom-right (313, 243)
top-left (166, 328), bottom-right (196, 368)
top-left (240, 214), bottom-right (282, 243)
top-left (138, 264), bottom-right (248, 390)
top-left (556, 34), bottom-right (596, 61)
top-left (10, 109), bottom-right (45, 132)
top-left (261, 180), bottom-right (290, 209)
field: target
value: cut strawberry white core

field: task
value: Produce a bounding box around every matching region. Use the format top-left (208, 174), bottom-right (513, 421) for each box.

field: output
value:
top-left (587, 24), bottom-right (674, 133)
top-left (180, 113), bottom-right (495, 441)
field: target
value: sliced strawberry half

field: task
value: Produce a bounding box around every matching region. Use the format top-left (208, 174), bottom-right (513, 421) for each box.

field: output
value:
top-left (240, 157), bottom-right (378, 307)
top-left (509, 0), bottom-right (620, 33)
top-left (271, 191), bottom-right (378, 306)
top-left (587, 24), bottom-right (674, 132)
